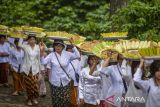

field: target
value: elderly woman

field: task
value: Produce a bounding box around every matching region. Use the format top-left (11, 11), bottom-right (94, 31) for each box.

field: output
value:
top-left (19, 34), bottom-right (42, 106)
top-left (41, 39), bottom-right (80, 107)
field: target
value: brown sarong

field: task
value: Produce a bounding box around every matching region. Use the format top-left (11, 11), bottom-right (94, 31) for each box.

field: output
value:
top-left (24, 72), bottom-right (39, 100)
top-left (70, 85), bottom-right (78, 107)
top-left (12, 70), bottom-right (24, 91)
top-left (0, 63), bottom-right (9, 84)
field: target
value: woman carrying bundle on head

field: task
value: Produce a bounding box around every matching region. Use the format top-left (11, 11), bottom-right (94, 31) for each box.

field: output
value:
top-left (123, 60), bottom-right (152, 107)
top-left (10, 38), bottom-right (25, 96)
top-left (40, 38), bottom-right (80, 107)
top-left (0, 34), bottom-right (12, 87)
top-left (134, 59), bottom-right (160, 107)
top-left (19, 34), bottom-right (42, 106)
top-left (66, 44), bottom-right (81, 107)
top-left (79, 54), bottom-right (102, 107)
top-left (100, 51), bottom-right (132, 107)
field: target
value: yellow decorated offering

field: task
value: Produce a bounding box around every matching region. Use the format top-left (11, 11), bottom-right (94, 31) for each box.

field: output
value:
top-left (101, 32), bottom-right (128, 39)
top-left (22, 26), bottom-right (44, 33)
top-left (46, 31), bottom-right (72, 40)
top-left (113, 40), bottom-right (153, 60)
top-left (139, 48), bottom-right (160, 57)
top-left (79, 40), bottom-right (101, 53)
top-left (9, 27), bottom-right (26, 38)
top-left (113, 40), bottom-right (152, 53)
top-left (0, 25), bottom-right (9, 35)
top-left (158, 42), bottom-right (160, 47)
top-left (46, 31), bottom-right (86, 43)
top-left (92, 41), bottom-right (115, 58)
top-left (122, 50), bottom-right (141, 60)
top-left (0, 25), bottom-right (8, 30)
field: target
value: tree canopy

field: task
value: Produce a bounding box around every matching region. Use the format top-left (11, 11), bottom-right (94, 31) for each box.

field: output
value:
top-left (0, 0), bottom-right (159, 41)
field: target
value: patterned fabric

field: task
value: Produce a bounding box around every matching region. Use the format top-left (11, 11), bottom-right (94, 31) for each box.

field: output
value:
top-left (80, 103), bottom-right (98, 107)
top-left (24, 72), bottom-right (39, 100)
top-left (50, 83), bottom-right (71, 107)
top-left (0, 63), bottom-right (9, 84)
top-left (12, 70), bottom-right (24, 91)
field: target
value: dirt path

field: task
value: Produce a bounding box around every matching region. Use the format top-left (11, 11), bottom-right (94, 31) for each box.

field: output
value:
top-left (0, 75), bottom-right (52, 107)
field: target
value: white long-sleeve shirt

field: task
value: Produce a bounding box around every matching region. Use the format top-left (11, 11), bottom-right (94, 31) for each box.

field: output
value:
top-left (18, 39), bottom-right (41, 75)
top-left (41, 47), bottom-right (80, 87)
top-left (69, 59), bottom-right (81, 86)
top-left (10, 48), bottom-right (24, 73)
top-left (21, 44), bottom-right (41, 75)
top-left (0, 42), bottom-right (11, 63)
top-left (100, 60), bottom-right (132, 107)
top-left (134, 68), bottom-right (160, 107)
top-left (79, 66), bottom-right (102, 105)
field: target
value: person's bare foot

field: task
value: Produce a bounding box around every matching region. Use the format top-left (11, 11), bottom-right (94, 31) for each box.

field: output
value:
top-left (33, 99), bottom-right (38, 104)
top-left (12, 91), bottom-right (19, 96)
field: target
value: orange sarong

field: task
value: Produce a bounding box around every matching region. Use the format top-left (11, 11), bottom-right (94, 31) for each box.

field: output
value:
top-left (12, 70), bottom-right (24, 91)
top-left (70, 82), bottom-right (79, 107)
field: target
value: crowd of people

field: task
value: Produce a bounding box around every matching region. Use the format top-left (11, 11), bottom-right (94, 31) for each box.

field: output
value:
top-left (0, 33), bottom-right (160, 107)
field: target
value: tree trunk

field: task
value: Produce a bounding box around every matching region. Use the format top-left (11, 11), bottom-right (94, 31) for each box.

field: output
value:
top-left (109, 0), bottom-right (128, 15)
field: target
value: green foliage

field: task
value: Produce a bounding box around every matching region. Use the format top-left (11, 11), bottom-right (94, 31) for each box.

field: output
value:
top-left (111, 0), bottom-right (160, 41)
top-left (0, 0), bottom-right (110, 40)
top-left (0, 0), bottom-right (159, 41)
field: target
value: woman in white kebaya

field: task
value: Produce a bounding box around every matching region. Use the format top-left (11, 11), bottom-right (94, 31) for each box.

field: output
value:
top-left (79, 55), bottom-right (102, 107)
top-left (100, 51), bottom-right (132, 107)
top-left (134, 59), bottom-right (160, 107)
top-left (66, 44), bottom-right (80, 107)
top-left (19, 34), bottom-right (42, 105)
top-left (99, 60), bottom-right (111, 107)
top-left (41, 39), bottom-right (80, 107)
top-left (10, 38), bottom-right (24, 96)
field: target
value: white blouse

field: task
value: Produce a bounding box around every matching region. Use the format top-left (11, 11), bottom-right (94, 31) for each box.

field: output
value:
top-left (79, 66), bottom-right (102, 105)
top-left (41, 47), bottom-right (80, 87)
top-left (100, 60), bottom-right (132, 107)
top-left (10, 48), bottom-right (24, 73)
top-left (21, 44), bottom-right (41, 76)
top-left (69, 59), bottom-right (81, 86)
top-left (134, 68), bottom-right (160, 107)
top-left (0, 42), bottom-right (11, 63)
